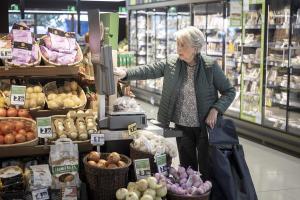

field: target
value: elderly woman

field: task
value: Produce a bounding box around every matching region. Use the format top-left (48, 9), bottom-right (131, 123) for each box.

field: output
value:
top-left (116, 26), bottom-right (235, 179)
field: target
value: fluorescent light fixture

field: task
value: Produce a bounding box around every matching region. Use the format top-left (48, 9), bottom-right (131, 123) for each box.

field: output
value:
top-left (80, 0), bottom-right (125, 2)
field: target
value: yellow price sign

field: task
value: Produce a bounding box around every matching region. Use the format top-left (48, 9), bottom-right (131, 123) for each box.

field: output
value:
top-left (128, 123), bottom-right (137, 136)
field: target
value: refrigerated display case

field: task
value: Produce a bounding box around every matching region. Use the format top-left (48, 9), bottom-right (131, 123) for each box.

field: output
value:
top-left (288, 1), bottom-right (300, 135)
top-left (225, 0), bottom-right (242, 118)
top-left (264, 0), bottom-right (290, 131)
top-left (193, 2), bottom-right (225, 67)
top-left (240, 1), bottom-right (265, 124)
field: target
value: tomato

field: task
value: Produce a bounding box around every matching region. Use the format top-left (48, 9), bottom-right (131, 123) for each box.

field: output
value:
top-left (26, 132), bottom-right (35, 141)
top-left (0, 135), bottom-right (4, 144)
top-left (15, 121), bottom-right (25, 131)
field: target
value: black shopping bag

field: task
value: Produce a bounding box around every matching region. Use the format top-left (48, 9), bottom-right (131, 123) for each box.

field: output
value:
top-left (208, 119), bottom-right (258, 200)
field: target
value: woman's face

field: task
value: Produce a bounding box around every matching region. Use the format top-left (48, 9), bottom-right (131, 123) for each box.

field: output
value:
top-left (177, 37), bottom-right (196, 64)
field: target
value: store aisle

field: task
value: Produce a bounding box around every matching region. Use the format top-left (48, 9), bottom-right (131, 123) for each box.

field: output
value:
top-left (136, 99), bottom-right (300, 200)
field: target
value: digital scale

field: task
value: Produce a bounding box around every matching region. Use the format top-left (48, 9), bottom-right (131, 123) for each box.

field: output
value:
top-left (88, 10), bottom-right (148, 130)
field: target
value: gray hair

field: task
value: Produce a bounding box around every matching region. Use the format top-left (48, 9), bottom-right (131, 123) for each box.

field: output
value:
top-left (175, 26), bottom-right (206, 53)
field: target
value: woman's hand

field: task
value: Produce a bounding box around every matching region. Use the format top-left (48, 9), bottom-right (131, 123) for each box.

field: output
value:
top-left (205, 108), bottom-right (218, 129)
top-left (113, 67), bottom-right (127, 79)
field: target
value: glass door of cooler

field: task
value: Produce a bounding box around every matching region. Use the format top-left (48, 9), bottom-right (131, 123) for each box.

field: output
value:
top-left (167, 7), bottom-right (178, 57)
top-left (154, 9), bottom-right (167, 94)
top-left (206, 3), bottom-right (224, 67)
top-left (129, 10), bottom-right (137, 88)
top-left (288, 1), bottom-right (300, 135)
top-left (136, 10), bottom-right (147, 90)
top-left (225, 0), bottom-right (243, 118)
top-left (193, 3), bottom-right (224, 67)
top-left (240, 1), bottom-right (265, 124)
top-left (263, 0), bottom-right (290, 131)
top-left (177, 5), bottom-right (191, 30)
top-left (193, 4), bottom-right (207, 55)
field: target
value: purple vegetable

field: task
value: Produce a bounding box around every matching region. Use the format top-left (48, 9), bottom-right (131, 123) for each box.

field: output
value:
top-left (181, 183), bottom-right (187, 189)
top-left (193, 180), bottom-right (203, 188)
top-left (169, 167), bottom-right (177, 176)
top-left (175, 183), bottom-right (179, 187)
top-left (196, 187), bottom-right (205, 194)
top-left (176, 187), bottom-right (186, 195)
top-left (179, 172), bottom-right (188, 179)
top-left (178, 166), bottom-right (186, 174)
top-left (179, 178), bottom-right (187, 185)
top-left (170, 184), bottom-right (178, 193)
top-left (186, 167), bottom-right (195, 176)
top-left (191, 174), bottom-right (201, 183)
top-left (154, 173), bottom-right (161, 181)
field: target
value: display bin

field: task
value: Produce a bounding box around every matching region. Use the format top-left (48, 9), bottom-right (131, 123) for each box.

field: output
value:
top-left (83, 153), bottom-right (132, 200)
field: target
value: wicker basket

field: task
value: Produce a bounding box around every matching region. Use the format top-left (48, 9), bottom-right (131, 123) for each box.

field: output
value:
top-left (129, 143), bottom-right (172, 176)
top-left (167, 191), bottom-right (211, 200)
top-left (4, 43), bottom-right (42, 67)
top-left (43, 81), bottom-right (87, 110)
top-left (83, 153), bottom-right (132, 200)
top-left (40, 35), bottom-right (83, 67)
top-left (0, 117), bottom-right (38, 147)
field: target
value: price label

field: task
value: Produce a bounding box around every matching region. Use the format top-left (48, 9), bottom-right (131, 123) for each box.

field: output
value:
top-left (128, 123), bottom-right (137, 136)
top-left (155, 154), bottom-right (168, 175)
top-left (0, 39), bottom-right (12, 59)
top-left (134, 158), bottom-right (151, 180)
top-left (10, 85), bottom-right (26, 106)
top-left (37, 117), bottom-right (52, 138)
top-left (62, 186), bottom-right (77, 200)
top-left (32, 188), bottom-right (49, 200)
top-left (91, 133), bottom-right (105, 145)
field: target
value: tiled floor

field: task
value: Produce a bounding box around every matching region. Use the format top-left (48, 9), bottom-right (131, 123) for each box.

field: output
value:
top-left (136, 99), bottom-right (300, 200)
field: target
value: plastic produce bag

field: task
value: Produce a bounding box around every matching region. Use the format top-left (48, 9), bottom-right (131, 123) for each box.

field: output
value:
top-left (49, 138), bottom-right (80, 189)
top-left (113, 96), bottom-right (143, 112)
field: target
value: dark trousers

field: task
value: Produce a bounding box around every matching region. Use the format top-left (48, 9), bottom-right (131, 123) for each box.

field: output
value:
top-left (176, 124), bottom-right (209, 180)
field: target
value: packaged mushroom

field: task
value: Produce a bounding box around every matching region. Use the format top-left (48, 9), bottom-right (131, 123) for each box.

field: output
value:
top-left (49, 109), bottom-right (97, 142)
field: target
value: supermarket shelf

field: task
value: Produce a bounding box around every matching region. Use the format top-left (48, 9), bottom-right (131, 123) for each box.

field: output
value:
top-left (294, 24), bottom-right (300, 29)
top-left (226, 115), bottom-right (300, 156)
top-left (268, 24), bottom-right (289, 29)
top-left (0, 65), bottom-right (80, 78)
top-left (245, 25), bottom-right (262, 29)
top-left (241, 44), bottom-right (261, 48)
top-left (207, 51), bottom-right (223, 56)
top-left (0, 141), bottom-right (93, 158)
top-left (207, 39), bottom-right (223, 43)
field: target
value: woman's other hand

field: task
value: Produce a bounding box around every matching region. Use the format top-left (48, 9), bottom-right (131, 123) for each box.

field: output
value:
top-left (113, 67), bottom-right (127, 79)
top-left (205, 108), bottom-right (218, 129)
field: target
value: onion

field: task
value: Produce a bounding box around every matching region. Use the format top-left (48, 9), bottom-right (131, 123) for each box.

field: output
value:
top-left (136, 179), bottom-right (148, 192)
top-left (0, 108), bottom-right (6, 117)
top-left (116, 188), bottom-right (128, 200)
top-left (7, 108), bottom-right (17, 117)
top-left (18, 109), bottom-right (29, 117)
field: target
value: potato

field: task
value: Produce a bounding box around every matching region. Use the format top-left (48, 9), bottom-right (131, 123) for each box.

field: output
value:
top-left (47, 93), bottom-right (57, 101)
top-left (36, 97), bottom-right (44, 106)
top-left (29, 99), bottom-right (37, 108)
top-left (33, 86), bottom-right (42, 93)
top-left (30, 93), bottom-right (38, 99)
top-left (48, 100), bottom-right (59, 109)
top-left (26, 87), bottom-right (34, 94)
top-left (63, 98), bottom-right (75, 108)
top-left (70, 81), bottom-right (78, 91)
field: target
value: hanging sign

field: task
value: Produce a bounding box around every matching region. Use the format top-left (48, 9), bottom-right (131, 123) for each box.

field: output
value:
top-left (155, 154), bottom-right (168, 175)
top-left (128, 122), bottom-right (138, 136)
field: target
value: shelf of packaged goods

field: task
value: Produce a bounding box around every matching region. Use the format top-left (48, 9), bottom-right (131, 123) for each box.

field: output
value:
top-left (294, 24), bottom-right (300, 29)
top-left (0, 65), bottom-right (80, 78)
top-left (245, 25), bottom-right (262, 29)
top-left (228, 26), bottom-right (242, 30)
top-left (207, 39), bottom-right (223, 43)
top-left (269, 46), bottom-right (300, 51)
top-left (267, 60), bottom-right (288, 67)
top-left (268, 24), bottom-right (289, 29)
top-left (207, 52), bottom-right (223, 57)
top-left (242, 60), bottom-right (261, 65)
top-left (0, 141), bottom-right (93, 158)
top-left (241, 44), bottom-right (261, 48)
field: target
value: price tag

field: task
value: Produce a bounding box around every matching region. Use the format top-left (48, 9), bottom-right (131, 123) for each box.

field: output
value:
top-left (0, 39), bottom-right (12, 59)
top-left (37, 117), bottom-right (52, 138)
top-left (62, 186), bottom-right (77, 200)
top-left (128, 123), bottom-right (137, 136)
top-left (10, 85), bottom-right (26, 106)
top-left (134, 158), bottom-right (151, 180)
top-left (32, 188), bottom-right (49, 200)
top-left (155, 154), bottom-right (168, 175)
top-left (91, 133), bottom-right (105, 145)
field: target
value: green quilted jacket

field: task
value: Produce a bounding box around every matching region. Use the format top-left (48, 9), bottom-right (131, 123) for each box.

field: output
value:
top-left (124, 54), bottom-right (236, 126)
